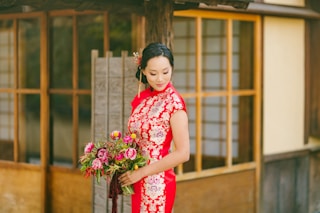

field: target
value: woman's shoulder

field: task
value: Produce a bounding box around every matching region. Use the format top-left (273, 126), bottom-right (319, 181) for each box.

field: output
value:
top-left (167, 83), bottom-right (184, 100)
top-left (131, 87), bottom-right (151, 110)
top-left (166, 84), bottom-right (187, 112)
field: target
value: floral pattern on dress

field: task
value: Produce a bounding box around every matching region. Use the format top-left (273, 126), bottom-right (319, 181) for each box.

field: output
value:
top-left (128, 84), bottom-right (186, 213)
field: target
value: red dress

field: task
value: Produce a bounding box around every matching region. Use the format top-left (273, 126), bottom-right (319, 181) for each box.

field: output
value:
top-left (127, 82), bottom-right (186, 213)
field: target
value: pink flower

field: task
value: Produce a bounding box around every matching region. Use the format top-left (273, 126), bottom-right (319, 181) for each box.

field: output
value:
top-left (110, 130), bottom-right (122, 140)
top-left (115, 153), bottom-right (124, 161)
top-left (124, 148), bottom-right (137, 160)
top-left (84, 142), bottom-right (94, 154)
top-left (97, 148), bottom-right (108, 163)
top-left (123, 135), bottom-right (132, 144)
top-left (92, 158), bottom-right (103, 170)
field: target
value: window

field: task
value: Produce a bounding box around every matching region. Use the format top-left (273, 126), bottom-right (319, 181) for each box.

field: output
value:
top-left (173, 10), bottom-right (261, 179)
top-left (0, 11), bottom-right (136, 168)
top-left (0, 17), bottom-right (41, 163)
top-left (0, 21), bottom-right (14, 161)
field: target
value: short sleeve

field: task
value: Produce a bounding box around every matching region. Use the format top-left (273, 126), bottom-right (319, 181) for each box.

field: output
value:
top-left (169, 91), bottom-right (187, 117)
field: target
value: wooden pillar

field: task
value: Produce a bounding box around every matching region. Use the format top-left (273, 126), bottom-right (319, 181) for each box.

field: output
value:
top-left (144, 0), bottom-right (174, 50)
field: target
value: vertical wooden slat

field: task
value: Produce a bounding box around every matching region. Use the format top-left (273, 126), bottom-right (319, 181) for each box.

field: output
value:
top-left (195, 17), bottom-right (202, 172)
top-left (91, 50), bottom-right (98, 142)
top-left (73, 15), bottom-right (79, 168)
top-left (92, 50), bottom-right (109, 213)
top-left (304, 20), bottom-right (310, 144)
top-left (13, 19), bottom-right (19, 162)
top-left (105, 51), bottom-right (111, 138)
top-left (40, 12), bottom-right (49, 213)
top-left (253, 15), bottom-right (262, 213)
top-left (121, 51), bottom-right (128, 135)
top-left (226, 19), bottom-right (232, 168)
top-left (309, 19), bottom-right (320, 138)
top-left (91, 49), bottom-right (98, 213)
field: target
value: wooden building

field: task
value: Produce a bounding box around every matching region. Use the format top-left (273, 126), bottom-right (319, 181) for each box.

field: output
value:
top-left (0, 0), bottom-right (320, 212)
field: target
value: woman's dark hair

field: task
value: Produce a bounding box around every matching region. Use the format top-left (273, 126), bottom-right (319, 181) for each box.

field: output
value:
top-left (136, 42), bottom-right (174, 84)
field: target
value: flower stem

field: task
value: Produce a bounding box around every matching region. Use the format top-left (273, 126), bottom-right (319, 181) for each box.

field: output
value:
top-left (122, 185), bottom-right (134, 195)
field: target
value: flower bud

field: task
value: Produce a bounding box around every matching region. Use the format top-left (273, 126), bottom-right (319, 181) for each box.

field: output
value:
top-left (110, 130), bottom-right (122, 140)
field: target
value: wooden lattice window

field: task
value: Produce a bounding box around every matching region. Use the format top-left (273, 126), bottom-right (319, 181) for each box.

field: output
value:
top-left (0, 21), bottom-right (15, 161)
top-left (173, 10), bottom-right (261, 180)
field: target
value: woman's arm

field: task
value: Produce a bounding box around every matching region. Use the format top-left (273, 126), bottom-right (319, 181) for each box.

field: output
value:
top-left (119, 110), bottom-right (190, 186)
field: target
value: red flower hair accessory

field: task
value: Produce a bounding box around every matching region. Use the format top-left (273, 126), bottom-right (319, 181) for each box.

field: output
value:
top-left (133, 51), bottom-right (141, 68)
top-left (133, 50), bottom-right (143, 97)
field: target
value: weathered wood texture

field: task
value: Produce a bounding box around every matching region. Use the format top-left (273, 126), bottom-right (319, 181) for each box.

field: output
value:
top-left (309, 20), bottom-right (320, 138)
top-left (144, 0), bottom-right (174, 49)
top-left (92, 50), bottom-right (137, 213)
top-left (309, 149), bottom-right (320, 213)
top-left (175, 170), bottom-right (255, 213)
top-left (262, 151), bottom-right (309, 213)
top-left (48, 169), bottom-right (92, 213)
top-left (0, 166), bottom-right (41, 212)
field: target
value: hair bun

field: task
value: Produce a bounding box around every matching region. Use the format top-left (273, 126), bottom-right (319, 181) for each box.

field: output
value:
top-left (135, 67), bottom-right (148, 84)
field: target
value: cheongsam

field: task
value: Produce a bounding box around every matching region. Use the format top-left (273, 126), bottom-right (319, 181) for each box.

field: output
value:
top-left (127, 82), bottom-right (186, 213)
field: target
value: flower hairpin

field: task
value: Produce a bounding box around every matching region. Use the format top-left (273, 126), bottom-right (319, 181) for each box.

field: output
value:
top-left (133, 52), bottom-right (141, 68)
top-left (133, 51), bottom-right (143, 98)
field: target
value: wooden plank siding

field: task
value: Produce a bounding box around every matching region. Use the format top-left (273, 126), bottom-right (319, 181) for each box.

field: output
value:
top-left (48, 168), bottom-right (92, 213)
top-left (175, 170), bottom-right (255, 213)
top-left (0, 164), bottom-right (42, 212)
top-left (0, 164), bottom-right (92, 213)
top-left (309, 148), bottom-right (320, 213)
top-left (91, 50), bottom-right (137, 212)
top-left (262, 150), bottom-right (309, 213)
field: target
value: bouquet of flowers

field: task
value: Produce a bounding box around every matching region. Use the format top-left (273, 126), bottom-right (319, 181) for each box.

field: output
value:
top-left (79, 130), bottom-right (148, 196)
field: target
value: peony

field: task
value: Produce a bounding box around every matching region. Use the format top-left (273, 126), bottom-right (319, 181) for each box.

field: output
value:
top-left (123, 135), bottom-right (132, 144)
top-left (115, 152), bottom-right (124, 161)
top-left (97, 148), bottom-right (108, 163)
top-left (79, 130), bottom-right (148, 195)
top-left (92, 158), bottom-right (103, 170)
top-left (124, 148), bottom-right (137, 160)
top-left (84, 142), bottom-right (95, 154)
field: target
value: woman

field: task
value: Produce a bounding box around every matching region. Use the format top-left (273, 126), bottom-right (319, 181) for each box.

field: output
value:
top-left (119, 42), bottom-right (190, 213)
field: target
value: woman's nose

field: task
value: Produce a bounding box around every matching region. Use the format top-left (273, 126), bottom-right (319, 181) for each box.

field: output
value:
top-left (157, 75), bottom-right (163, 81)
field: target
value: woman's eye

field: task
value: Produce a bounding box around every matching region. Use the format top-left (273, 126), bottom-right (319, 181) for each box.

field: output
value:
top-left (150, 73), bottom-right (156, 76)
top-left (163, 72), bottom-right (169, 75)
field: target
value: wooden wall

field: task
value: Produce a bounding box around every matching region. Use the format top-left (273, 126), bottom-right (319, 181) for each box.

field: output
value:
top-left (175, 170), bottom-right (255, 213)
top-left (48, 169), bottom-right (92, 213)
top-left (92, 51), bottom-right (137, 213)
top-left (262, 150), bottom-right (309, 213)
top-left (0, 165), bottom-right (41, 212)
top-left (0, 164), bottom-right (92, 213)
top-left (309, 148), bottom-right (320, 213)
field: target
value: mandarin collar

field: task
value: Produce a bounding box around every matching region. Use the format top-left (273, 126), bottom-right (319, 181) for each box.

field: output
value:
top-left (149, 82), bottom-right (172, 96)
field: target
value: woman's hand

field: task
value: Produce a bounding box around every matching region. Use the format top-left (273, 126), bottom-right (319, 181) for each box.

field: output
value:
top-left (118, 169), bottom-right (144, 187)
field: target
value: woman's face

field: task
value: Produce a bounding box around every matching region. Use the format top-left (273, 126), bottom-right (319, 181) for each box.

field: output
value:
top-left (143, 56), bottom-right (172, 91)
